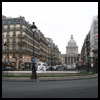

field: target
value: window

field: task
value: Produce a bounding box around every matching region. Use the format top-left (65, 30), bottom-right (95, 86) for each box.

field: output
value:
top-left (16, 31), bottom-right (20, 37)
top-left (7, 32), bottom-right (10, 35)
top-left (22, 25), bottom-right (26, 29)
top-left (10, 25), bottom-right (14, 29)
top-left (13, 31), bottom-right (16, 36)
top-left (2, 20), bottom-right (6, 24)
top-left (13, 19), bottom-right (17, 23)
top-left (8, 20), bottom-right (11, 24)
top-left (9, 31), bottom-right (13, 37)
top-left (6, 47), bottom-right (9, 51)
top-left (7, 32), bottom-right (10, 38)
top-left (13, 47), bottom-right (16, 51)
top-left (4, 25), bottom-right (8, 29)
top-left (16, 24), bottom-right (20, 28)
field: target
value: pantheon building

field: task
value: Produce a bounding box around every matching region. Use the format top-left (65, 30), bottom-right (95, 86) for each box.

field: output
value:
top-left (64, 35), bottom-right (80, 65)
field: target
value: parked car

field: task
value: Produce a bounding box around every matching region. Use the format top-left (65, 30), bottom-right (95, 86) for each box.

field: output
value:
top-left (46, 66), bottom-right (53, 71)
top-left (67, 65), bottom-right (72, 69)
top-left (51, 66), bottom-right (59, 70)
top-left (37, 62), bottom-right (47, 71)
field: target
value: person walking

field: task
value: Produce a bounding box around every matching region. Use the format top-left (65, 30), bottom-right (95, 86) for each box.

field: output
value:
top-left (94, 59), bottom-right (98, 73)
top-left (86, 63), bottom-right (89, 72)
top-left (91, 62), bottom-right (94, 72)
top-left (93, 60), bottom-right (97, 73)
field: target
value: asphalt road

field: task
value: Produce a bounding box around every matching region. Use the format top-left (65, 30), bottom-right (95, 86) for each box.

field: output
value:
top-left (2, 78), bottom-right (98, 98)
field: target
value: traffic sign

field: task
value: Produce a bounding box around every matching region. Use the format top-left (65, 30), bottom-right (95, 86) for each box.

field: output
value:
top-left (31, 57), bottom-right (35, 63)
top-left (95, 34), bottom-right (98, 38)
top-left (88, 55), bottom-right (90, 58)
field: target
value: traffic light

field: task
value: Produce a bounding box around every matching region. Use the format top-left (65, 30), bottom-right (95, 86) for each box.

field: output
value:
top-left (88, 55), bottom-right (90, 58)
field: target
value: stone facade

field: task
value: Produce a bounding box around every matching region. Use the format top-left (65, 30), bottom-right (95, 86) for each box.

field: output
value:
top-left (90, 16), bottom-right (98, 62)
top-left (2, 15), bottom-right (62, 70)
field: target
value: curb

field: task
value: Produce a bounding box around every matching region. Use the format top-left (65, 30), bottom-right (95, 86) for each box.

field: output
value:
top-left (39, 76), bottom-right (98, 82)
top-left (2, 74), bottom-right (98, 82)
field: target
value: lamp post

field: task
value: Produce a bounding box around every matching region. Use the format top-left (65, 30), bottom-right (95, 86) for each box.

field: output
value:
top-left (31, 22), bottom-right (37, 79)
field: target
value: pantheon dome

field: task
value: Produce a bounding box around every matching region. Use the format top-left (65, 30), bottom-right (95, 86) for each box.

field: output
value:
top-left (68, 35), bottom-right (77, 47)
top-left (66, 35), bottom-right (78, 54)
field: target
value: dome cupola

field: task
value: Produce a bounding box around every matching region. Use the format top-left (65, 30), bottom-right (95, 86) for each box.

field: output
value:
top-left (68, 35), bottom-right (77, 47)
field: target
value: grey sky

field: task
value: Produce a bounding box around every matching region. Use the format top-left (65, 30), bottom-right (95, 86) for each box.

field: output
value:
top-left (2, 2), bottom-right (98, 54)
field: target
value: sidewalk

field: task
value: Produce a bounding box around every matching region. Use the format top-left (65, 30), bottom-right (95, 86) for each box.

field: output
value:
top-left (2, 73), bottom-right (98, 82)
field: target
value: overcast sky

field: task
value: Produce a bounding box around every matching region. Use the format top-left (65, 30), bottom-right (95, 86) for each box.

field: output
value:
top-left (2, 2), bottom-right (98, 54)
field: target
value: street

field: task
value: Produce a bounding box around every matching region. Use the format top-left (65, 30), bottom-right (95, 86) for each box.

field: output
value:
top-left (2, 78), bottom-right (98, 98)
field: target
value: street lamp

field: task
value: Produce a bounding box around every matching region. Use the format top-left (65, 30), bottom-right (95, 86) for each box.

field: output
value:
top-left (31, 22), bottom-right (37, 79)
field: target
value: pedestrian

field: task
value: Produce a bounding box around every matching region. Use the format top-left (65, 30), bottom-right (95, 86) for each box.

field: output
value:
top-left (93, 61), bottom-right (97, 73)
top-left (86, 63), bottom-right (89, 72)
top-left (91, 62), bottom-right (94, 72)
top-left (80, 63), bottom-right (82, 70)
top-left (91, 63), bottom-right (93, 68)
top-left (81, 64), bottom-right (84, 70)
top-left (96, 59), bottom-right (98, 73)
top-left (94, 60), bottom-right (98, 73)
top-left (83, 63), bottom-right (85, 70)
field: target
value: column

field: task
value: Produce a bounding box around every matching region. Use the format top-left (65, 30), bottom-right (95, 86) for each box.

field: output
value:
top-left (74, 57), bottom-right (76, 63)
top-left (71, 57), bottom-right (72, 65)
top-left (69, 57), bottom-right (70, 65)
top-left (65, 57), bottom-right (66, 64)
top-left (73, 57), bottom-right (74, 64)
top-left (66, 57), bottom-right (67, 65)
top-left (71, 57), bottom-right (73, 65)
top-left (72, 57), bottom-right (73, 64)
top-left (70, 57), bottom-right (71, 65)
top-left (68, 57), bottom-right (69, 65)
top-left (67, 57), bottom-right (68, 65)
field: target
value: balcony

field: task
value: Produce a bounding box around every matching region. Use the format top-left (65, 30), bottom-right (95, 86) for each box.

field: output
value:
top-left (2, 48), bottom-right (14, 52)
top-left (18, 34), bottom-right (24, 38)
top-left (12, 41), bottom-right (16, 44)
top-left (18, 42), bottom-right (22, 46)
top-left (22, 41), bottom-right (27, 46)
top-left (12, 34), bottom-right (16, 37)
top-left (6, 35), bottom-right (10, 38)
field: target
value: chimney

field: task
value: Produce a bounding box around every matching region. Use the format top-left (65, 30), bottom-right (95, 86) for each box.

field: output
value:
top-left (19, 16), bottom-right (25, 19)
top-left (2, 15), bottom-right (6, 18)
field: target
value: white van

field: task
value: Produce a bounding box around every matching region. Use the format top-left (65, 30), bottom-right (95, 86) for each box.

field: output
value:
top-left (37, 62), bottom-right (47, 71)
